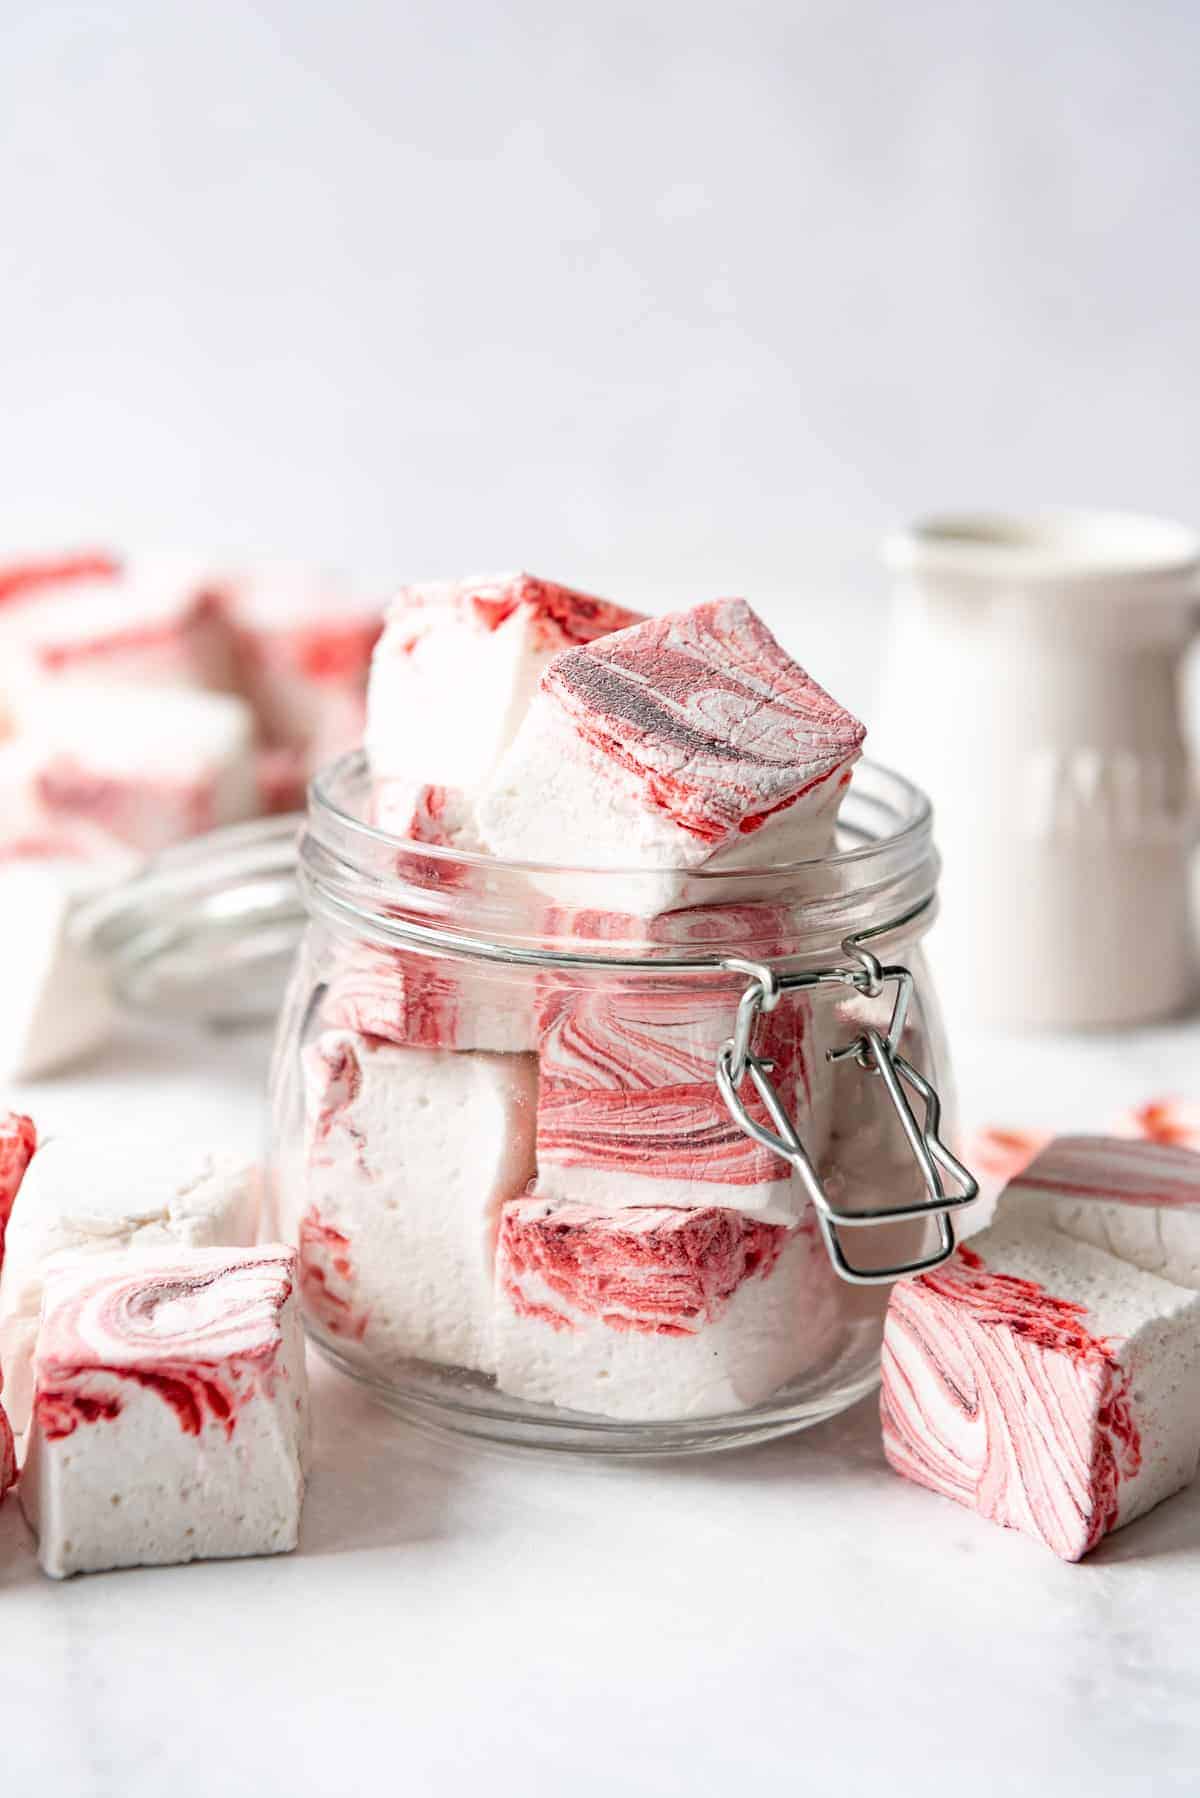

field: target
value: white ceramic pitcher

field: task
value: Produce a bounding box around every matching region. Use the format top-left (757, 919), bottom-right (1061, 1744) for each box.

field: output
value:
top-left (877, 511), bottom-right (1200, 1029)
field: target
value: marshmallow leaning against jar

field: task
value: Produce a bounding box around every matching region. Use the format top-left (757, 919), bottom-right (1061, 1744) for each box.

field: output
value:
top-left (0, 1137), bottom-right (261, 1434)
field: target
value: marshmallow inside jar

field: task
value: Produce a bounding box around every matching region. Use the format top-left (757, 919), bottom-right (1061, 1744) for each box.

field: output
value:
top-left (268, 584), bottom-right (968, 1454)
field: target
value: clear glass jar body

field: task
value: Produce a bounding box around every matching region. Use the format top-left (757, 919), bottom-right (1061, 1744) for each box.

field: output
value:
top-left (267, 754), bottom-right (957, 1455)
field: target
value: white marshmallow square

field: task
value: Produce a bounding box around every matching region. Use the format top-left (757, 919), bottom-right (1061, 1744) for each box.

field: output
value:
top-left (298, 1030), bottom-right (537, 1374)
top-left (366, 571), bottom-right (643, 789)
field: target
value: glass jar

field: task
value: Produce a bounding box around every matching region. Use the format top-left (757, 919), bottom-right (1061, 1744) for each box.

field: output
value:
top-left (263, 751), bottom-right (974, 1455)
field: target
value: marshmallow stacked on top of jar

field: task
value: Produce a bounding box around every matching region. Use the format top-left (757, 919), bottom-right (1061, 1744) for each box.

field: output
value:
top-left (298, 575), bottom-right (867, 1422)
top-left (0, 549), bottom-right (385, 1079)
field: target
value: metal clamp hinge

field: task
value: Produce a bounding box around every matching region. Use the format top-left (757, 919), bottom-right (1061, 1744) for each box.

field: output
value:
top-left (716, 941), bottom-right (978, 1287)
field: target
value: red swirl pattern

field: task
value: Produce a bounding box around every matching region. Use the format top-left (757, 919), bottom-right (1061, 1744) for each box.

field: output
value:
top-left (0, 551), bottom-right (119, 607)
top-left (35, 761), bottom-right (215, 851)
top-left (322, 952), bottom-right (455, 1051)
top-left (499, 1201), bottom-right (787, 1337)
top-left (0, 1111), bottom-right (36, 1269)
top-left (1016, 1135), bottom-right (1200, 1210)
top-left (34, 1251), bottom-right (296, 1442)
top-left (546, 599), bottom-right (864, 845)
top-left (881, 1244), bottom-right (1141, 1560)
top-left (298, 1207), bottom-right (369, 1341)
top-left (388, 572), bottom-right (642, 656)
top-left (536, 980), bottom-right (812, 1188)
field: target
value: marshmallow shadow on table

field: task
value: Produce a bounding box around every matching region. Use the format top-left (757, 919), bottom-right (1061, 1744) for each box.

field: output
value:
top-left (298, 1351), bottom-right (474, 1558)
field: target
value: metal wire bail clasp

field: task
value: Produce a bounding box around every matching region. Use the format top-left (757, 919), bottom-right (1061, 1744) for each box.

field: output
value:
top-left (716, 941), bottom-right (978, 1287)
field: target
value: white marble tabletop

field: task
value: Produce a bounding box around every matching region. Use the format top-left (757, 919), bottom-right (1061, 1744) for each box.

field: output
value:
top-left (5, 1006), bottom-right (1200, 1798)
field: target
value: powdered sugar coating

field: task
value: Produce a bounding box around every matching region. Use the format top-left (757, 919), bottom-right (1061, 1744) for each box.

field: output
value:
top-left (544, 598), bottom-right (865, 846)
top-left (997, 1134), bottom-right (1200, 1290)
top-left (0, 1139), bottom-right (261, 1434)
top-left (477, 600), bottom-right (865, 909)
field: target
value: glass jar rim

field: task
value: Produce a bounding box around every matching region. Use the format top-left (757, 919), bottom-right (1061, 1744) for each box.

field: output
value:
top-left (300, 752), bottom-right (940, 968)
top-left (75, 754), bottom-right (939, 1020)
top-left (309, 750), bottom-right (933, 882)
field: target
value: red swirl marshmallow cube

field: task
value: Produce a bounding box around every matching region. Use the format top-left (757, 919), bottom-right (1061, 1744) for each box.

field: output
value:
top-left (0, 1140), bottom-right (261, 1434)
top-left (881, 1221), bottom-right (1200, 1560)
top-left (0, 558), bottom-right (237, 723)
top-left (298, 1030), bottom-right (537, 1373)
top-left (997, 1135), bottom-right (1200, 1289)
top-left (366, 572), bottom-right (644, 789)
top-left (21, 1245), bottom-right (309, 1578)
top-left (478, 599), bottom-right (866, 912)
top-left (535, 979), bottom-right (827, 1223)
top-left (221, 565), bottom-right (383, 763)
top-left (20, 684), bottom-right (258, 853)
top-left (493, 1198), bottom-right (841, 1420)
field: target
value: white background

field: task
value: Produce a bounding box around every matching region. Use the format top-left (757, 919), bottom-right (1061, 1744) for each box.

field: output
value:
top-left (4, 0), bottom-right (1199, 722)
top-left (4, 15), bottom-right (1200, 1790)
